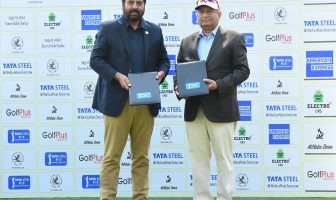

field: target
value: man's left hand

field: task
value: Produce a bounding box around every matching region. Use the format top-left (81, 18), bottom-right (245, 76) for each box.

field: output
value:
top-left (203, 78), bottom-right (217, 91)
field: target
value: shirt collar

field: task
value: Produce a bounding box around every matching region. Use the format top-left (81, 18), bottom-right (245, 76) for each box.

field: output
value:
top-left (199, 25), bottom-right (219, 38)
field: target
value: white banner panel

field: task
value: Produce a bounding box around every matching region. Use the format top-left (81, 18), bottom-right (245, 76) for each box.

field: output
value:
top-left (304, 162), bottom-right (336, 192)
top-left (1, 0), bottom-right (336, 198)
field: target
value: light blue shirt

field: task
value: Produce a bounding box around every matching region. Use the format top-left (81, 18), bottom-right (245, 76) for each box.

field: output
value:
top-left (197, 25), bottom-right (219, 61)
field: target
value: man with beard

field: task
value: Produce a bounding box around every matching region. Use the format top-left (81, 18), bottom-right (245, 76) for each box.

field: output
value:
top-left (90, 0), bottom-right (170, 199)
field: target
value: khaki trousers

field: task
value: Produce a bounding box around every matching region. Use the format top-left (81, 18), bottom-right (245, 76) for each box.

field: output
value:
top-left (186, 108), bottom-right (235, 200)
top-left (100, 102), bottom-right (154, 200)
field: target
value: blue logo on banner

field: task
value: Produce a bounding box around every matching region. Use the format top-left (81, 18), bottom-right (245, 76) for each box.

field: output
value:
top-left (269, 124), bottom-right (290, 144)
top-left (8, 129), bottom-right (30, 144)
top-left (306, 51), bottom-right (333, 77)
top-left (269, 56), bottom-right (293, 70)
top-left (192, 11), bottom-right (198, 24)
top-left (45, 152), bottom-right (67, 166)
top-left (168, 55), bottom-right (176, 75)
top-left (8, 176), bottom-right (30, 190)
top-left (242, 33), bottom-right (254, 47)
top-left (82, 175), bottom-right (100, 189)
top-left (81, 10), bottom-right (101, 30)
top-left (238, 101), bottom-right (252, 121)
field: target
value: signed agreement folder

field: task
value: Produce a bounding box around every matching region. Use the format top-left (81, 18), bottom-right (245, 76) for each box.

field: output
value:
top-left (175, 60), bottom-right (209, 97)
top-left (128, 72), bottom-right (161, 105)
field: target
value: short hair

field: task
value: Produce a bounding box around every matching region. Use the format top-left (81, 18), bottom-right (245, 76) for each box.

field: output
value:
top-left (122, 0), bottom-right (146, 5)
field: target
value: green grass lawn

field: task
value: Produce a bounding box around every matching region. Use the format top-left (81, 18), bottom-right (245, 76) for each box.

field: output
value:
top-left (1, 198), bottom-right (335, 200)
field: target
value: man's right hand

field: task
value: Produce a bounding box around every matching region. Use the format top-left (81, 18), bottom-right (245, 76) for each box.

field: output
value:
top-left (174, 85), bottom-right (180, 96)
top-left (114, 72), bottom-right (131, 91)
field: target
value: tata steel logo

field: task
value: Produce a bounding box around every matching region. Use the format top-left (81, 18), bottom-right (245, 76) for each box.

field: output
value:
top-left (238, 81), bottom-right (259, 88)
top-left (304, 20), bottom-right (336, 27)
top-left (265, 104), bottom-right (297, 111)
top-left (165, 35), bottom-right (180, 42)
top-left (77, 107), bottom-right (98, 114)
top-left (8, 176), bottom-right (31, 190)
top-left (233, 152), bottom-right (259, 159)
top-left (159, 106), bottom-right (182, 113)
top-left (40, 84), bottom-right (70, 91)
top-left (267, 176), bottom-right (298, 182)
top-left (12, 36), bottom-right (23, 50)
top-left (3, 62), bottom-right (32, 69)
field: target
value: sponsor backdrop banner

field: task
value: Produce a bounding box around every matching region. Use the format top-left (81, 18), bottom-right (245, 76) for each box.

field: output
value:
top-left (1, 0), bottom-right (336, 198)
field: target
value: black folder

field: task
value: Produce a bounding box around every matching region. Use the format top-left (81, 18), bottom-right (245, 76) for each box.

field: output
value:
top-left (175, 60), bottom-right (209, 97)
top-left (128, 72), bottom-right (161, 105)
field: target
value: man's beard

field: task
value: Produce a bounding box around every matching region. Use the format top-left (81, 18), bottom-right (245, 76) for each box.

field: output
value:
top-left (124, 9), bottom-right (144, 22)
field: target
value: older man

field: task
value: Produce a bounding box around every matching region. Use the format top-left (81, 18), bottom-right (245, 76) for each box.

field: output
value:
top-left (175, 0), bottom-right (250, 199)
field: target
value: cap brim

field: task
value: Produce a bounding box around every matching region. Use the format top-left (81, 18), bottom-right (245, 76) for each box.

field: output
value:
top-left (195, 3), bottom-right (218, 10)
